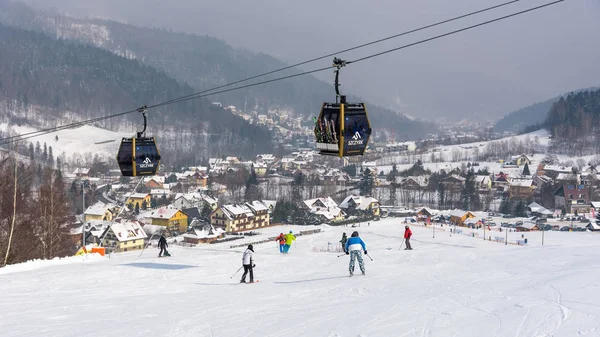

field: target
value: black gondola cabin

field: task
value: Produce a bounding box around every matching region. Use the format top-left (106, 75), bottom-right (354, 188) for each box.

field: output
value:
top-left (116, 107), bottom-right (161, 176)
top-left (314, 99), bottom-right (371, 157)
top-left (314, 58), bottom-right (372, 157)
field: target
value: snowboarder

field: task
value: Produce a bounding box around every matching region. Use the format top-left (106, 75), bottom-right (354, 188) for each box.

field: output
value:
top-left (283, 230), bottom-right (296, 253)
top-left (340, 232), bottom-right (348, 251)
top-left (404, 225), bottom-right (413, 250)
top-left (241, 244), bottom-right (255, 283)
top-left (345, 231), bottom-right (367, 276)
top-left (276, 233), bottom-right (285, 253)
top-left (158, 233), bottom-right (169, 257)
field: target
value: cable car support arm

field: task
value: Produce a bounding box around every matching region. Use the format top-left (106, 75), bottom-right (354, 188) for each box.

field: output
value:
top-left (136, 105), bottom-right (148, 138)
top-left (333, 57), bottom-right (347, 104)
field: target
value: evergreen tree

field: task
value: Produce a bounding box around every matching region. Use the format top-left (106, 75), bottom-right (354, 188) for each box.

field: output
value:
top-left (151, 197), bottom-right (157, 209)
top-left (388, 164), bottom-right (399, 182)
top-left (141, 199), bottom-right (148, 210)
top-left (460, 169), bottom-right (480, 210)
top-left (514, 201), bottom-right (526, 217)
top-left (499, 199), bottom-right (513, 215)
top-left (42, 142), bottom-right (48, 162)
top-left (359, 168), bottom-right (374, 196)
top-left (165, 174), bottom-right (178, 184)
top-left (522, 163), bottom-right (531, 176)
top-left (342, 164), bottom-right (357, 177)
top-left (28, 143), bottom-right (34, 162)
top-left (48, 146), bottom-right (54, 166)
top-left (291, 171), bottom-right (304, 203)
top-left (200, 203), bottom-right (213, 221)
top-left (35, 141), bottom-right (41, 159)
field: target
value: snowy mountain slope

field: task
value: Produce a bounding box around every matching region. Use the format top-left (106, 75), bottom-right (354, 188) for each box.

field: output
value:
top-left (1, 220), bottom-right (599, 336)
top-left (0, 123), bottom-right (128, 160)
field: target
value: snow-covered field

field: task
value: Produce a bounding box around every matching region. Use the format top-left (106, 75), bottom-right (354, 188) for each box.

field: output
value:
top-left (1, 219), bottom-right (599, 337)
top-left (0, 123), bottom-right (128, 159)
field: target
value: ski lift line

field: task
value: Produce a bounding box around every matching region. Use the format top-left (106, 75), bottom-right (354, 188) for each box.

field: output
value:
top-left (148, 0), bottom-right (523, 108)
top-left (0, 0), bottom-right (563, 146)
top-left (347, 0), bottom-right (564, 65)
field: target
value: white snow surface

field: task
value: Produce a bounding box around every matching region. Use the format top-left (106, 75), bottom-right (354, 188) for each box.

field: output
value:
top-left (1, 220), bottom-right (599, 336)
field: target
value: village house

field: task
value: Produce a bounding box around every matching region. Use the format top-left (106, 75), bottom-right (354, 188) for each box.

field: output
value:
top-left (182, 221), bottom-right (225, 244)
top-left (253, 162), bottom-right (268, 177)
top-left (554, 183), bottom-right (592, 213)
top-left (148, 207), bottom-right (189, 232)
top-left (339, 195), bottom-right (381, 217)
top-left (101, 221), bottom-right (147, 253)
top-left (441, 175), bottom-right (465, 191)
top-left (145, 178), bottom-right (164, 189)
top-left (84, 202), bottom-right (116, 222)
top-left (256, 154), bottom-right (276, 165)
top-left (126, 193), bottom-right (152, 209)
top-left (172, 193), bottom-right (204, 210)
top-left (508, 179), bottom-right (535, 200)
top-left (447, 209), bottom-right (475, 226)
top-left (474, 175), bottom-right (492, 191)
top-left (510, 154), bottom-right (532, 167)
top-left (397, 176), bottom-right (429, 190)
top-left (210, 201), bottom-right (271, 232)
top-left (301, 197), bottom-right (346, 223)
top-left (73, 167), bottom-right (92, 178)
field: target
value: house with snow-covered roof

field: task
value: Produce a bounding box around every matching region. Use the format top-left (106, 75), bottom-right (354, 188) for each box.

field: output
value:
top-left (182, 222), bottom-right (225, 244)
top-left (339, 196), bottom-right (380, 217)
top-left (101, 221), bottom-right (147, 253)
top-left (125, 193), bottom-right (151, 209)
top-left (210, 202), bottom-right (270, 232)
top-left (84, 202), bottom-right (116, 222)
top-left (301, 197), bottom-right (345, 222)
top-left (508, 179), bottom-right (534, 199)
top-left (148, 207), bottom-right (188, 232)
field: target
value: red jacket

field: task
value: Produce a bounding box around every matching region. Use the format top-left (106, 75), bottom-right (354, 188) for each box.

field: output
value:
top-left (276, 234), bottom-right (285, 244)
top-left (404, 228), bottom-right (412, 239)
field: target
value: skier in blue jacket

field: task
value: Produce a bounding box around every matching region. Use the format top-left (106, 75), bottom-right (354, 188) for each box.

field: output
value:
top-left (344, 231), bottom-right (367, 276)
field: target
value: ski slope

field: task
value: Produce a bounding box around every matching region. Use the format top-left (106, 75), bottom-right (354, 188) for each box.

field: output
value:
top-left (1, 220), bottom-right (599, 337)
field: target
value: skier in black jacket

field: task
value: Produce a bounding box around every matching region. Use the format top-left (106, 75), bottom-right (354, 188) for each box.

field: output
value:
top-left (158, 234), bottom-right (169, 257)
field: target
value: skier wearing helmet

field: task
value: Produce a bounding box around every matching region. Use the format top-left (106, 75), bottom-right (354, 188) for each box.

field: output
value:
top-left (344, 231), bottom-right (367, 276)
top-left (241, 244), bottom-right (255, 283)
top-left (404, 225), bottom-right (413, 250)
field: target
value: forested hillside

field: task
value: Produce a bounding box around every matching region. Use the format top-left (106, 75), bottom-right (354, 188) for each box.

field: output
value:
top-left (493, 98), bottom-right (558, 133)
top-left (0, 22), bottom-right (273, 165)
top-left (546, 89), bottom-right (600, 155)
top-left (0, 0), bottom-right (434, 140)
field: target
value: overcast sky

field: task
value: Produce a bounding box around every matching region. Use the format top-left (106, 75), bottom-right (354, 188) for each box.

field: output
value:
top-left (22, 0), bottom-right (600, 122)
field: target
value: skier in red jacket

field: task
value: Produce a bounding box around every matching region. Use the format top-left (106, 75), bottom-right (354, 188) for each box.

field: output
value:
top-left (404, 225), bottom-right (413, 250)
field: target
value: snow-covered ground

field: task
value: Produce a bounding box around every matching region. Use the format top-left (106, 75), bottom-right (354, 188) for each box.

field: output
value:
top-left (1, 219), bottom-right (599, 337)
top-left (0, 123), bottom-right (128, 159)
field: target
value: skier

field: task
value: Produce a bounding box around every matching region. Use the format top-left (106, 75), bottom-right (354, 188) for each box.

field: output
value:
top-left (404, 225), bottom-right (413, 250)
top-left (283, 230), bottom-right (296, 253)
top-left (240, 244), bottom-right (255, 283)
top-left (158, 233), bottom-right (169, 257)
top-left (276, 233), bottom-right (285, 253)
top-left (344, 231), bottom-right (367, 276)
top-left (340, 232), bottom-right (348, 252)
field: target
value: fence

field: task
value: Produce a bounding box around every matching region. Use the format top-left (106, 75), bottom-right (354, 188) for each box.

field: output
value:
top-left (229, 229), bottom-right (322, 249)
top-left (312, 243), bottom-right (344, 253)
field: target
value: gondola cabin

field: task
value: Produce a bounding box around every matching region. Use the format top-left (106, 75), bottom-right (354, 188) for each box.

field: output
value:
top-left (117, 137), bottom-right (161, 176)
top-left (314, 98), bottom-right (371, 157)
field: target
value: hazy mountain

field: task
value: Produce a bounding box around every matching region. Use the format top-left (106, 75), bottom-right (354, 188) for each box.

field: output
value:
top-left (18, 0), bottom-right (600, 122)
top-left (0, 0), bottom-right (435, 141)
top-left (0, 22), bottom-right (273, 166)
top-left (494, 87), bottom-right (599, 133)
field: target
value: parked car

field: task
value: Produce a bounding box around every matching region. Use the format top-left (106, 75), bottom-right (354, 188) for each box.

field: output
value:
top-left (488, 222), bottom-right (497, 227)
top-left (516, 221), bottom-right (524, 226)
top-left (560, 226), bottom-right (571, 231)
top-left (501, 222), bottom-right (510, 227)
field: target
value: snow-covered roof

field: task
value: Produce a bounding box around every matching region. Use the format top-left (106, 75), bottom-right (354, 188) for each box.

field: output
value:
top-left (109, 222), bottom-right (147, 242)
top-left (84, 203), bottom-right (111, 216)
top-left (591, 201), bottom-right (600, 209)
top-left (587, 223), bottom-right (600, 230)
top-left (148, 207), bottom-right (181, 219)
top-left (516, 223), bottom-right (537, 230)
top-left (245, 200), bottom-right (269, 213)
top-left (339, 196), bottom-right (379, 210)
top-left (127, 193), bottom-right (150, 199)
top-left (447, 209), bottom-right (469, 218)
top-left (202, 195), bottom-right (218, 205)
top-left (303, 197), bottom-right (338, 210)
top-left (262, 200), bottom-right (277, 211)
top-left (150, 189), bottom-right (170, 196)
top-left (509, 179), bottom-right (533, 187)
top-left (221, 204), bottom-right (254, 219)
top-left (544, 165), bottom-right (573, 173)
top-left (474, 175), bottom-right (491, 185)
top-left (183, 225), bottom-right (224, 239)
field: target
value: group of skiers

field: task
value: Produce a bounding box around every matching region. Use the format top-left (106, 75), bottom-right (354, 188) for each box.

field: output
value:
top-left (275, 231), bottom-right (296, 254)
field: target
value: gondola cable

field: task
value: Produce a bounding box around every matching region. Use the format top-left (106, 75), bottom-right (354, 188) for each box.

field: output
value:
top-left (0, 0), bottom-right (564, 147)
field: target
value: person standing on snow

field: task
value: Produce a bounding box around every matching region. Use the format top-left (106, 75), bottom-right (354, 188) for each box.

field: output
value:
top-left (240, 244), bottom-right (255, 283)
top-left (404, 225), bottom-right (413, 250)
top-left (283, 230), bottom-right (296, 253)
top-left (158, 233), bottom-right (169, 257)
top-left (340, 232), bottom-right (348, 252)
top-left (276, 233), bottom-right (286, 253)
top-left (345, 231), bottom-right (367, 276)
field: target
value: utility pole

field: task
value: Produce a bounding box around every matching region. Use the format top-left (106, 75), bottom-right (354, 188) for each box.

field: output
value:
top-left (505, 226), bottom-right (508, 245)
top-left (82, 179), bottom-right (89, 249)
top-left (541, 227), bottom-right (545, 246)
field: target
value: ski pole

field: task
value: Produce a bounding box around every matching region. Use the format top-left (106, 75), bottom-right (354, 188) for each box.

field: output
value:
top-left (366, 253), bottom-right (374, 261)
top-left (230, 266), bottom-right (243, 279)
top-left (399, 240), bottom-right (404, 250)
top-left (337, 253), bottom-right (347, 258)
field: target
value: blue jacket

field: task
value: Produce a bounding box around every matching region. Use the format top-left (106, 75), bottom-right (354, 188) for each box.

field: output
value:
top-left (345, 237), bottom-right (366, 252)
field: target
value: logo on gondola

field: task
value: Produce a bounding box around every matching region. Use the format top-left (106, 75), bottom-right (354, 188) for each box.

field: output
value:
top-left (140, 157), bottom-right (155, 168)
top-left (348, 132), bottom-right (364, 146)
